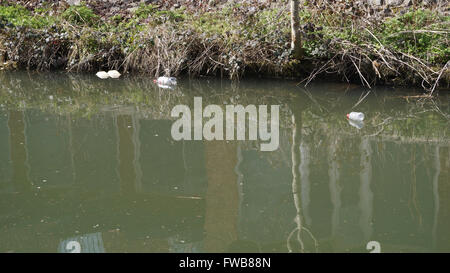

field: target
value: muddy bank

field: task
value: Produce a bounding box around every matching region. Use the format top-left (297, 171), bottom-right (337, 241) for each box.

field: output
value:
top-left (0, 0), bottom-right (449, 91)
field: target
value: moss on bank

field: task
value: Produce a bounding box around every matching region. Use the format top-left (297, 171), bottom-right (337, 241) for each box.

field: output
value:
top-left (0, 1), bottom-right (449, 90)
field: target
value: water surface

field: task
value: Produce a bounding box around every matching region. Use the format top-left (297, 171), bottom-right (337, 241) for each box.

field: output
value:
top-left (0, 71), bottom-right (449, 253)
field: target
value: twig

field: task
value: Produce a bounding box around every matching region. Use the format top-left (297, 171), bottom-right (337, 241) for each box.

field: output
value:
top-left (430, 61), bottom-right (449, 96)
top-left (300, 54), bottom-right (337, 86)
top-left (352, 90), bottom-right (371, 109)
top-left (350, 56), bottom-right (371, 88)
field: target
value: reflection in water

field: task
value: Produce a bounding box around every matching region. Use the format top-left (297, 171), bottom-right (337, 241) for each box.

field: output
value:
top-left (328, 136), bottom-right (341, 242)
top-left (437, 146), bottom-right (450, 252)
top-left (8, 111), bottom-right (31, 193)
top-left (0, 72), bottom-right (449, 252)
top-left (348, 119), bottom-right (364, 129)
top-left (116, 114), bottom-right (138, 194)
top-left (432, 146), bottom-right (440, 249)
top-left (204, 141), bottom-right (239, 252)
top-left (300, 141), bottom-right (311, 227)
top-left (359, 138), bottom-right (373, 244)
top-left (289, 105), bottom-right (302, 252)
top-left (289, 103), bottom-right (318, 253)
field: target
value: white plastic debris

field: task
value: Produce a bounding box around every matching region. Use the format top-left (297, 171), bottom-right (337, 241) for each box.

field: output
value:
top-left (347, 112), bottom-right (365, 121)
top-left (96, 71), bottom-right (109, 79)
top-left (154, 76), bottom-right (177, 86)
top-left (107, 70), bottom-right (121, 78)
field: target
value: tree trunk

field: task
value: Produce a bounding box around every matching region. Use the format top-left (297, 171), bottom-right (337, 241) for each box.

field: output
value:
top-left (290, 0), bottom-right (303, 59)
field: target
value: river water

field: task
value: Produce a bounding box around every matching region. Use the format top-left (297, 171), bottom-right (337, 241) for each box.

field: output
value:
top-left (0, 71), bottom-right (449, 253)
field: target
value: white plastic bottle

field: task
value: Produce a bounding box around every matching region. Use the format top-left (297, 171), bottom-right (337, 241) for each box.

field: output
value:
top-left (347, 112), bottom-right (365, 121)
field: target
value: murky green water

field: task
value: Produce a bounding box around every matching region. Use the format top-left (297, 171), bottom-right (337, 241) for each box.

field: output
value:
top-left (0, 71), bottom-right (449, 253)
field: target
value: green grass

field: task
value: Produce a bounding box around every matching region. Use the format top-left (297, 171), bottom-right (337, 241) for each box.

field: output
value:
top-left (2, 3), bottom-right (447, 64)
top-left (380, 9), bottom-right (450, 63)
top-left (297, 7), bottom-right (449, 63)
top-left (0, 2), bottom-right (448, 86)
top-left (62, 2), bottom-right (98, 25)
top-left (0, 4), bottom-right (55, 28)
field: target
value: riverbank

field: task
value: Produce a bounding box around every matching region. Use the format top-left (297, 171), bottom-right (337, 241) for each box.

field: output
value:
top-left (0, 0), bottom-right (449, 91)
